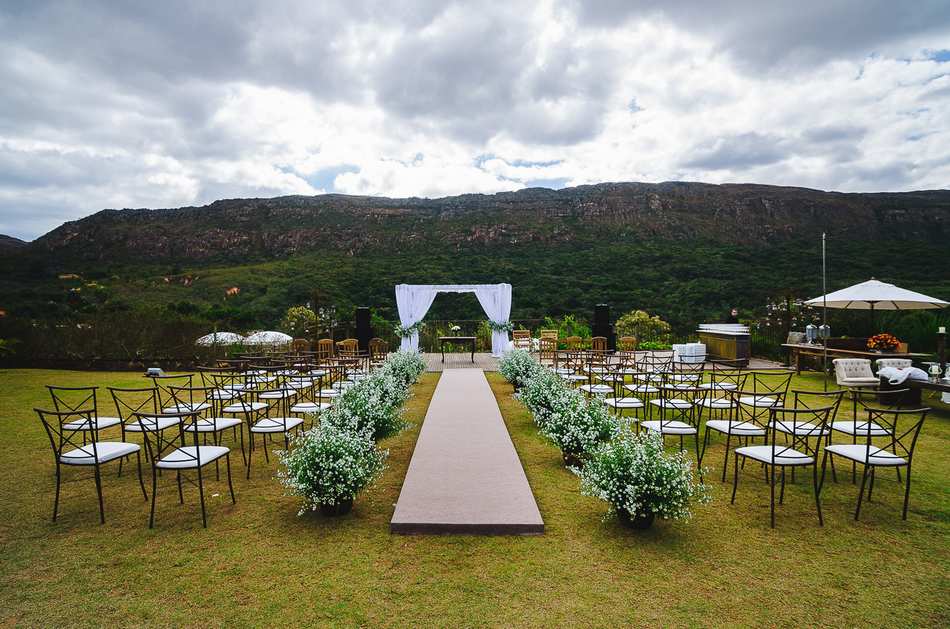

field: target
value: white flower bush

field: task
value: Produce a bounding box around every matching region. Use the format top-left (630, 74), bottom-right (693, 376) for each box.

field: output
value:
top-left (277, 424), bottom-right (387, 514)
top-left (540, 392), bottom-right (619, 463)
top-left (498, 349), bottom-right (543, 388)
top-left (577, 431), bottom-right (708, 522)
top-left (277, 349), bottom-right (425, 514)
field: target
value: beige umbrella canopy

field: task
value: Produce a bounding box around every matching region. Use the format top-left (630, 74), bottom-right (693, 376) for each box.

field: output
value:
top-left (804, 278), bottom-right (949, 311)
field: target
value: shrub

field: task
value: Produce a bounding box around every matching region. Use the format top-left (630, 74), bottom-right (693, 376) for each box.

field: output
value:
top-left (518, 368), bottom-right (575, 431)
top-left (379, 350), bottom-right (426, 387)
top-left (280, 305), bottom-right (317, 337)
top-left (498, 349), bottom-right (542, 388)
top-left (540, 394), bottom-right (619, 464)
top-left (577, 432), bottom-right (708, 522)
top-left (614, 310), bottom-right (672, 344)
top-left (321, 371), bottom-right (409, 441)
top-left (540, 314), bottom-right (591, 339)
top-left (277, 424), bottom-right (388, 515)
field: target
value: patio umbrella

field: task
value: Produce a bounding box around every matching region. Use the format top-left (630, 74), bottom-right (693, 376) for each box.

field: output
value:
top-left (804, 278), bottom-right (949, 328)
top-left (195, 331), bottom-right (244, 346)
top-left (244, 330), bottom-right (293, 346)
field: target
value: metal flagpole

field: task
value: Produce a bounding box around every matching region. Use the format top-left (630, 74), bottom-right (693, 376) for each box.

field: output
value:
top-left (822, 232), bottom-right (828, 392)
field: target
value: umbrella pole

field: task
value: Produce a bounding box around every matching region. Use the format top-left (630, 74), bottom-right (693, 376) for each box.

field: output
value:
top-left (822, 233), bottom-right (828, 392)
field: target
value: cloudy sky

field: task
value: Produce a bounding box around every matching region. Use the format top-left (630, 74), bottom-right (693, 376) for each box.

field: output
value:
top-left (2, 1), bottom-right (949, 239)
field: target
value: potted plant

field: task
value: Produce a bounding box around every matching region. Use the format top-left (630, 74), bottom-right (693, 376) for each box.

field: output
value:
top-left (277, 424), bottom-right (388, 516)
top-left (577, 432), bottom-right (708, 529)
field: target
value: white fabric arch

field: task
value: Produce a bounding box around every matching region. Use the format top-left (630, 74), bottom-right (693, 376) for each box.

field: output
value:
top-left (394, 283), bottom-right (513, 356)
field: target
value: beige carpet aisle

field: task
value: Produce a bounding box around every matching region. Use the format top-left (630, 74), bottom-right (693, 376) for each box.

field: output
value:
top-left (390, 369), bottom-right (544, 535)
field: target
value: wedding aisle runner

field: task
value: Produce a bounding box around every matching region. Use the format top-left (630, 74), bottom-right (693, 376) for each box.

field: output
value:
top-left (390, 369), bottom-right (544, 535)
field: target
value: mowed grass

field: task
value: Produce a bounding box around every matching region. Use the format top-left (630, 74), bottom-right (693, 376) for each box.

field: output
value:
top-left (0, 368), bottom-right (948, 627)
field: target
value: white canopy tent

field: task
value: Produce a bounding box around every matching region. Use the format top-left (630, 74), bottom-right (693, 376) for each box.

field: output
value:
top-left (195, 331), bottom-right (244, 346)
top-left (395, 283), bottom-right (513, 357)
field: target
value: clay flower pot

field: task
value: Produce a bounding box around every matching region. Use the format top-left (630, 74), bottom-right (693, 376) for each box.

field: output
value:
top-left (320, 498), bottom-right (353, 517)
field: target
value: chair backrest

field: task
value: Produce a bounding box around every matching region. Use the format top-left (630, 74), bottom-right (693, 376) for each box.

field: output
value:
top-left (833, 358), bottom-right (874, 383)
top-left (539, 329), bottom-right (558, 340)
top-left (539, 337), bottom-right (557, 362)
top-left (591, 336), bottom-right (607, 352)
top-left (639, 351), bottom-right (672, 374)
top-left (108, 387), bottom-right (160, 423)
top-left (35, 408), bottom-right (99, 461)
top-left (131, 410), bottom-right (199, 465)
top-left (766, 406), bottom-right (834, 459)
top-left (791, 389), bottom-right (846, 420)
top-left (704, 369), bottom-right (748, 394)
top-left (512, 329), bottom-right (530, 340)
top-left (859, 407), bottom-right (928, 463)
top-left (337, 338), bottom-right (358, 352)
top-left (47, 385), bottom-right (100, 416)
top-left (168, 385), bottom-right (214, 415)
top-left (749, 371), bottom-right (793, 399)
top-left (617, 336), bottom-right (637, 351)
top-left (369, 338), bottom-right (388, 361)
top-left (317, 338), bottom-right (335, 359)
top-left (564, 335), bottom-right (582, 349)
top-left (875, 358), bottom-right (912, 371)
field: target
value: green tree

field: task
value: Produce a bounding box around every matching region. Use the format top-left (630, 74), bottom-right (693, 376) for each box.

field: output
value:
top-left (281, 305), bottom-right (317, 338)
top-left (614, 310), bottom-right (672, 343)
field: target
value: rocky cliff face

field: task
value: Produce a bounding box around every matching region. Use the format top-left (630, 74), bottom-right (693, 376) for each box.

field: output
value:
top-left (30, 182), bottom-right (950, 262)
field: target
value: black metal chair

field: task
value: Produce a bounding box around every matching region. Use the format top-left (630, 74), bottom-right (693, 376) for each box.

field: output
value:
top-left (46, 385), bottom-right (123, 438)
top-left (35, 408), bottom-right (147, 523)
top-left (821, 407), bottom-right (928, 521)
top-left (134, 409), bottom-right (235, 528)
top-left (731, 405), bottom-right (833, 528)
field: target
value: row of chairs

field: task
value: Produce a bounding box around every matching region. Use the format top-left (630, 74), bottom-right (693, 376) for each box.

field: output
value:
top-left (550, 351), bottom-right (929, 527)
top-left (35, 358), bottom-right (371, 527)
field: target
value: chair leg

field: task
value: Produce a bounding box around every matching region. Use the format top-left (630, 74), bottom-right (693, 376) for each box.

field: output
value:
top-left (136, 451), bottom-right (148, 500)
top-left (867, 467), bottom-right (875, 502)
top-left (769, 463), bottom-right (776, 528)
top-left (779, 467), bottom-right (786, 505)
top-left (226, 454), bottom-right (236, 504)
top-left (812, 463), bottom-right (823, 526)
top-left (94, 463), bottom-right (105, 524)
top-left (721, 433), bottom-right (731, 483)
top-left (197, 463), bottom-right (207, 528)
top-left (246, 432), bottom-right (254, 480)
top-left (854, 464), bottom-right (870, 521)
top-left (902, 464), bottom-right (913, 520)
top-left (819, 451), bottom-right (829, 493)
top-left (731, 454), bottom-right (740, 504)
top-left (238, 426), bottom-right (246, 466)
top-left (693, 433), bottom-right (703, 482)
top-left (149, 466), bottom-right (158, 528)
top-left (52, 464), bottom-right (62, 522)
top-left (177, 471), bottom-right (184, 504)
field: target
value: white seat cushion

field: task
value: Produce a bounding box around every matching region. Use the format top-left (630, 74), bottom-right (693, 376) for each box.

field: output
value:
top-left (735, 445), bottom-right (813, 465)
top-left (831, 421), bottom-right (891, 437)
top-left (739, 395), bottom-right (778, 408)
top-left (290, 402), bottom-right (332, 414)
top-left (698, 398), bottom-right (734, 409)
top-left (319, 389), bottom-right (342, 398)
top-left (825, 444), bottom-right (906, 466)
top-left (162, 402), bottom-right (211, 414)
top-left (184, 417), bottom-right (243, 432)
top-left (771, 421), bottom-right (829, 436)
top-left (580, 384), bottom-right (613, 395)
top-left (156, 445), bottom-right (229, 469)
top-left (839, 378), bottom-right (880, 387)
top-left (124, 415), bottom-right (181, 432)
top-left (649, 398), bottom-right (693, 409)
top-left (624, 384), bottom-right (659, 394)
top-left (251, 417), bottom-right (305, 433)
top-left (259, 390), bottom-right (294, 400)
top-left (62, 416), bottom-right (122, 431)
top-left (222, 401), bottom-right (268, 413)
top-left (210, 389), bottom-right (241, 400)
top-left (705, 419), bottom-right (765, 436)
top-left (641, 420), bottom-right (696, 435)
top-left (561, 374), bottom-right (588, 382)
top-left (698, 382), bottom-right (737, 391)
top-left (60, 441), bottom-right (140, 465)
top-left (603, 397), bottom-right (644, 409)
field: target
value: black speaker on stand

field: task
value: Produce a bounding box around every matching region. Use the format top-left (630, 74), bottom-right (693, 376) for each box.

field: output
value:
top-left (355, 307), bottom-right (372, 352)
top-left (592, 304), bottom-right (615, 350)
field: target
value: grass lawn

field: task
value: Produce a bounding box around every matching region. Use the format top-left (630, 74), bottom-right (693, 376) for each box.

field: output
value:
top-left (1, 368), bottom-right (948, 626)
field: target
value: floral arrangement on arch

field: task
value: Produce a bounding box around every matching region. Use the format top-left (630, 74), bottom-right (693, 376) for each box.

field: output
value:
top-left (867, 333), bottom-right (900, 351)
top-left (394, 321), bottom-right (425, 337)
top-left (487, 320), bottom-right (515, 333)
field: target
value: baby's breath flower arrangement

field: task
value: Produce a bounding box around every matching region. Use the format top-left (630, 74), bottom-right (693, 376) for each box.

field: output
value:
top-left (577, 432), bottom-right (708, 529)
top-left (277, 425), bottom-right (387, 516)
top-left (498, 349), bottom-right (543, 389)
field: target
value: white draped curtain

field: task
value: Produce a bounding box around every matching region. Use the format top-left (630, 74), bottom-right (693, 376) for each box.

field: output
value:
top-left (394, 283), bottom-right (513, 357)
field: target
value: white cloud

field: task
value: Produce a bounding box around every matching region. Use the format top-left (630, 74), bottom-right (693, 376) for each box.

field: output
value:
top-left (0, 1), bottom-right (948, 239)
